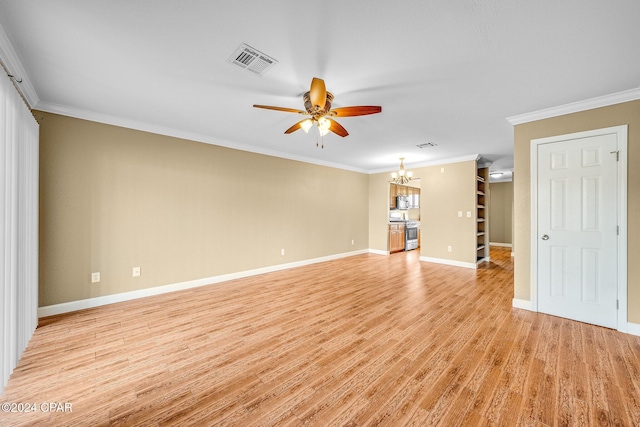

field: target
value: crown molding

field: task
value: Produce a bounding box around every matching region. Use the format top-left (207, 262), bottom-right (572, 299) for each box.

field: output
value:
top-left (506, 87), bottom-right (640, 125)
top-left (368, 154), bottom-right (481, 174)
top-left (0, 23), bottom-right (39, 107)
top-left (34, 102), bottom-right (486, 175)
top-left (34, 101), bottom-right (370, 174)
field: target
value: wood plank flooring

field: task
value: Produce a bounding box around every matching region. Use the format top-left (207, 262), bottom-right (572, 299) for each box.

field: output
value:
top-left (2, 247), bottom-right (640, 426)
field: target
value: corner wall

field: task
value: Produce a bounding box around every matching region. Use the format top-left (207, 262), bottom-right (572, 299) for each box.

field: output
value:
top-left (37, 112), bottom-right (370, 308)
top-left (368, 159), bottom-right (478, 265)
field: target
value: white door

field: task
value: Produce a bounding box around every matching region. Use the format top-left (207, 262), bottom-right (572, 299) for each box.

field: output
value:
top-left (537, 132), bottom-right (618, 328)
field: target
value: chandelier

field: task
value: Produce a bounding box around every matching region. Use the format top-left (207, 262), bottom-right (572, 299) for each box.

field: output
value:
top-left (391, 157), bottom-right (413, 184)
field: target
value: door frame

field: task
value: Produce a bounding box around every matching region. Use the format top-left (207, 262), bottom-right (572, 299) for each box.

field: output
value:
top-left (530, 125), bottom-right (628, 332)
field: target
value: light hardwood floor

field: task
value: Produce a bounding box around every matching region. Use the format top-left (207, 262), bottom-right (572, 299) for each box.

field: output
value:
top-left (1, 247), bottom-right (639, 426)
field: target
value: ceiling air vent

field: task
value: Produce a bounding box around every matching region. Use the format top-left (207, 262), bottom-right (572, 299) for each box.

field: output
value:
top-left (227, 43), bottom-right (278, 76)
top-left (417, 142), bottom-right (437, 148)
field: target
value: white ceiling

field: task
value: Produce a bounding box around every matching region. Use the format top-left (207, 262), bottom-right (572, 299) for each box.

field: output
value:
top-left (1, 0), bottom-right (639, 175)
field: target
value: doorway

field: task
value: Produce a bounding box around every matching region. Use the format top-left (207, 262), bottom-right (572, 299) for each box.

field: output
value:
top-left (530, 125), bottom-right (627, 330)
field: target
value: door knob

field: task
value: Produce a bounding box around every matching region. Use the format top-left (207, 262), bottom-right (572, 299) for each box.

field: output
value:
top-left (541, 234), bottom-right (549, 240)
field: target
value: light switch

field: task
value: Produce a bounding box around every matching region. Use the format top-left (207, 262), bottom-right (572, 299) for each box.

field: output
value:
top-left (133, 267), bottom-right (141, 277)
top-left (466, 211), bottom-right (471, 217)
top-left (458, 211), bottom-right (462, 217)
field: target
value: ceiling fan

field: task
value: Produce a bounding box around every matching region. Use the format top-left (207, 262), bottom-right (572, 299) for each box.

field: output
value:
top-left (253, 77), bottom-right (382, 144)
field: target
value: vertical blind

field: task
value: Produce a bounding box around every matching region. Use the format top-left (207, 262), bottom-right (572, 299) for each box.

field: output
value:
top-left (0, 73), bottom-right (39, 395)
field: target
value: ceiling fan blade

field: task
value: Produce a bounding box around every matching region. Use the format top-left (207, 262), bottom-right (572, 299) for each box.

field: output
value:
top-left (253, 104), bottom-right (306, 114)
top-left (284, 119), bottom-right (309, 134)
top-left (327, 118), bottom-right (349, 137)
top-left (330, 106), bottom-right (382, 117)
top-left (309, 77), bottom-right (327, 110)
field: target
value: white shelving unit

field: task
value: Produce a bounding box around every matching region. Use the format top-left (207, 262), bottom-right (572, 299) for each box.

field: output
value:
top-left (476, 168), bottom-right (489, 264)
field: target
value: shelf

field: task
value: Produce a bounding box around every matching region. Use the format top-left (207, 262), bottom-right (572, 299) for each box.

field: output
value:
top-left (476, 166), bottom-right (488, 265)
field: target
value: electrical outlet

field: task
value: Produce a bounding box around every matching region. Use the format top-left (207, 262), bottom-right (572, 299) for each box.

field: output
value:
top-left (458, 211), bottom-right (462, 217)
top-left (132, 267), bottom-right (141, 277)
top-left (352, 239), bottom-right (355, 245)
top-left (467, 211), bottom-right (471, 218)
top-left (91, 272), bottom-right (100, 283)
top-left (441, 167), bottom-right (445, 173)
top-left (447, 246), bottom-right (452, 252)
top-left (281, 248), bottom-right (285, 256)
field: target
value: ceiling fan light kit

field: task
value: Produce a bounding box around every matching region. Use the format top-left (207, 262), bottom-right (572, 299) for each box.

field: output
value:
top-left (253, 77), bottom-right (382, 147)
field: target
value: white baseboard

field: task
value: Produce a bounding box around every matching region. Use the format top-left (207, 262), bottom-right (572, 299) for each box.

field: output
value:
top-left (489, 242), bottom-right (513, 248)
top-left (368, 248), bottom-right (389, 256)
top-left (627, 322), bottom-right (640, 337)
top-left (38, 249), bottom-right (370, 318)
top-left (512, 298), bottom-right (533, 311)
top-left (419, 256), bottom-right (477, 269)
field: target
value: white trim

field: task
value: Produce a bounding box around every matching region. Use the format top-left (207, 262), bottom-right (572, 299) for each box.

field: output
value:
top-left (507, 87), bottom-right (640, 125)
top-left (489, 242), bottom-right (513, 248)
top-left (33, 102), bottom-right (486, 177)
top-left (368, 154), bottom-right (481, 174)
top-left (530, 125), bottom-right (628, 333)
top-left (512, 298), bottom-right (533, 311)
top-left (34, 102), bottom-right (371, 174)
top-left (419, 256), bottom-right (477, 269)
top-left (627, 323), bottom-right (640, 337)
top-left (38, 249), bottom-right (369, 318)
top-left (368, 249), bottom-right (389, 256)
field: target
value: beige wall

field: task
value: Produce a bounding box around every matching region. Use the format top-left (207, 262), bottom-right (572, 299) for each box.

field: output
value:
top-left (489, 181), bottom-right (513, 245)
top-left (513, 100), bottom-right (640, 322)
top-left (368, 160), bottom-right (477, 264)
top-left (420, 161), bottom-right (477, 263)
top-left (368, 173), bottom-right (392, 251)
top-left (37, 112), bottom-right (370, 307)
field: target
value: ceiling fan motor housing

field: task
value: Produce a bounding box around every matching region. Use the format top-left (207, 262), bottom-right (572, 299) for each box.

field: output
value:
top-left (303, 91), bottom-right (333, 116)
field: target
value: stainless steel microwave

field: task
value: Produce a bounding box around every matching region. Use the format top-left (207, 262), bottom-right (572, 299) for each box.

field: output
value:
top-left (396, 195), bottom-right (410, 210)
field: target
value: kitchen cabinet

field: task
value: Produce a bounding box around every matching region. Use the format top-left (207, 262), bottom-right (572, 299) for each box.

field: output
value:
top-left (389, 183), bottom-right (398, 209)
top-left (388, 223), bottom-right (405, 253)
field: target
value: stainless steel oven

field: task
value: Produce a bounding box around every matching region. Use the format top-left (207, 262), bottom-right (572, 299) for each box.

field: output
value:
top-left (405, 220), bottom-right (419, 251)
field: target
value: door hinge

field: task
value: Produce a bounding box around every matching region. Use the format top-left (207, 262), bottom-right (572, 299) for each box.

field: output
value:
top-left (617, 300), bottom-right (619, 309)
top-left (617, 225), bottom-right (620, 235)
top-left (610, 150), bottom-right (620, 161)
